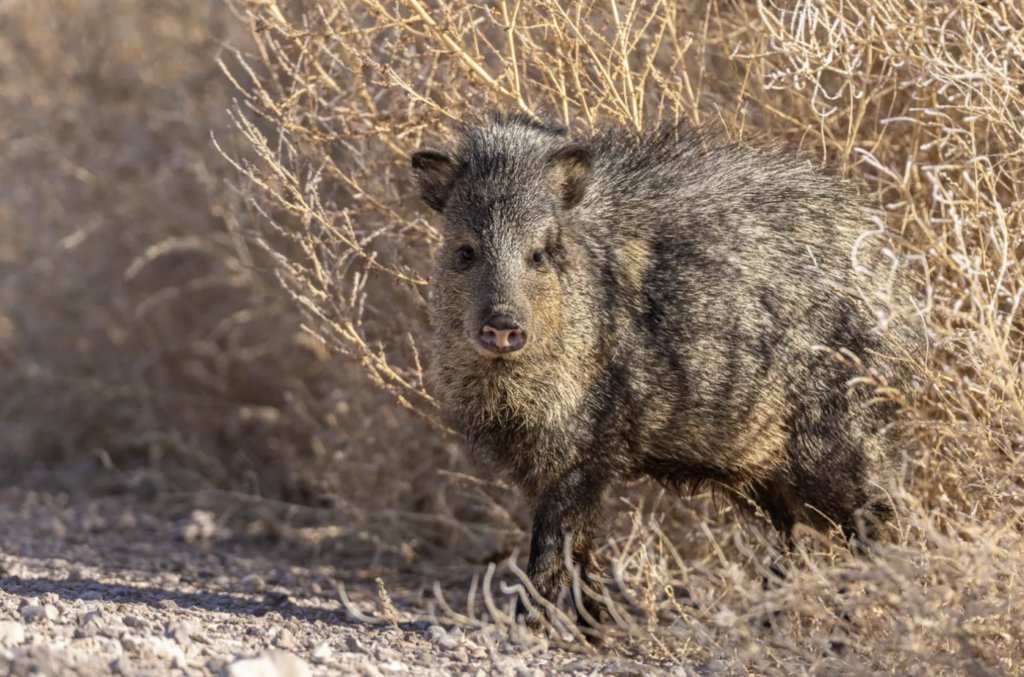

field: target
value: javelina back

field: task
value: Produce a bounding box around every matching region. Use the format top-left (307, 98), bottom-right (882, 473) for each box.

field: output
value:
top-left (411, 111), bottom-right (913, 629)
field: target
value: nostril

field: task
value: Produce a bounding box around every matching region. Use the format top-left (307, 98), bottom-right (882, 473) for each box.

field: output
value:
top-left (505, 328), bottom-right (525, 350)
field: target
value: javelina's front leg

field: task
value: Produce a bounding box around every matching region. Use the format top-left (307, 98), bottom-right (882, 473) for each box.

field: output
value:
top-left (515, 464), bottom-right (610, 634)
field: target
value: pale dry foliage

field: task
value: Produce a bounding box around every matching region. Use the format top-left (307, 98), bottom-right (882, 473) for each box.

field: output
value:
top-left (1, 0), bottom-right (1023, 674)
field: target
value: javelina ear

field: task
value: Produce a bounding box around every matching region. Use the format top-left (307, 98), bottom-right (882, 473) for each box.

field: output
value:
top-left (546, 145), bottom-right (591, 209)
top-left (411, 150), bottom-right (455, 212)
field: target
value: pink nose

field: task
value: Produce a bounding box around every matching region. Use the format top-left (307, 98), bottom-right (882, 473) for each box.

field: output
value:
top-left (479, 315), bottom-right (527, 353)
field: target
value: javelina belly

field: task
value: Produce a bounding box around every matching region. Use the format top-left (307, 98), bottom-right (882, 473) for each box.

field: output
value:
top-left (412, 111), bottom-right (912, 630)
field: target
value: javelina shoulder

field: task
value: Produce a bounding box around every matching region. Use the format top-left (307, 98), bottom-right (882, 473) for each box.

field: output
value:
top-left (412, 110), bottom-right (915, 630)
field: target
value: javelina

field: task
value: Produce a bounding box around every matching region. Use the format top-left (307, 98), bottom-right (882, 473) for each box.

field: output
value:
top-left (411, 111), bottom-right (912, 629)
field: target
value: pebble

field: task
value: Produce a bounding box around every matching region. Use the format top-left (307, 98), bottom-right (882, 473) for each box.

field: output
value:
top-left (601, 662), bottom-right (651, 676)
top-left (20, 605), bottom-right (54, 624)
top-left (124, 616), bottom-right (149, 631)
top-left (125, 633), bottom-right (185, 663)
top-left (516, 669), bottom-right (545, 677)
top-left (263, 591), bottom-right (290, 606)
top-left (0, 621), bottom-right (26, 648)
top-left (425, 625), bottom-right (447, 642)
top-left (273, 627), bottom-right (297, 650)
top-left (375, 647), bottom-right (401, 662)
top-left (346, 635), bottom-right (367, 653)
top-left (311, 642), bottom-right (332, 665)
top-left (179, 509), bottom-right (218, 543)
top-left (224, 650), bottom-right (312, 677)
top-left (157, 599), bottom-right (179, 610)
top-left (167, 619), bottom-right (198, 647)
top-left (75, 610), bottom-right (105, 638)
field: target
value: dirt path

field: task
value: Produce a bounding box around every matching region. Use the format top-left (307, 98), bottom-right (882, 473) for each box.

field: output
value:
top-left (0, 488), bottom-right (686, 677)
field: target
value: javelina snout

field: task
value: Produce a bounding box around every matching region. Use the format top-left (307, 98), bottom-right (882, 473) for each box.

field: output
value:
top-left (413, 111), bottom-right (915, 637)
top-left (479, 314), bottom-right (527, 353)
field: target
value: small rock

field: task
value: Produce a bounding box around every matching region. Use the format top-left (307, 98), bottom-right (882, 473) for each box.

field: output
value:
top-left (471, 646), bottom-right (488, 659)
top-left (39, 593), bottom-right (59, 606)
top-left (601, 663), bottom-right (650, 677)
top-left (438, 635), bottom-right (460, 651)
top-left (311, 642), bottom-right (332, 665)
top-left (121, 633), bottom-right (143, 653)
top-left (224, 650), bottom-right (312, 677)
top-left (20, 605), bottom-right (49, 624)
top-left (179, 509), bottom-right (217, 543)
top-left (516, 669), bottom-right (544, 677)
top-left (425, 625), bottom-right (447, 642)
top-left (0, 621), bottom-right (25, 648)
top-left (361, 665), bottom-right (384, 677)
top-left (19, 597), bottom-right (39, 608)
top-left (100, 616), bottom-right (128, 640)
top-left (128, 634), bottom-right (185, 662)
top-left (67, 566), bottom-right (86, 582)
top-left (0, 560), bottom-right (26, 578)
top-left (263, 591), bottom-right (290, 607)
top-left (273, 628), bottom-right (297, 650)
top-left (167, 619), bottom-right (197, 647)
top-left (690, 660), bottom-right (728, 676)
top-left (124, 616), bottom-right (149, 631)
top-left (75, 609), bottom-right (105, 638)
top-left (380, 661), bottom-right (409, 673)
top-left (451, 648), bottom-right (469, 663)
top-left (117, 511), bottom-right (137, 531)
top-left (8, 645), bottom-right (60, 676)
top-left (45, 515), bottom-right (67, 539)
top-left (375, 647), bottom-right (401, 662)
top-left (558, 661), bottom-right (591, 673)
top-left (158, 599), bottom-right (179, 610)
top-left (241, 574), bottom-right (266, 594)
top-left (346, 635), bottom-right (367, 653)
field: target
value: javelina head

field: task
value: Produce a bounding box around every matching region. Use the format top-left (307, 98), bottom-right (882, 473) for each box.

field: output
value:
top-left (412, 114), bottom-right (591, 363)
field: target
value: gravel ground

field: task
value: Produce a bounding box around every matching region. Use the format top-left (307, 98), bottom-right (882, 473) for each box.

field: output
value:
top-left (0, 488), bottom-right (688, 677)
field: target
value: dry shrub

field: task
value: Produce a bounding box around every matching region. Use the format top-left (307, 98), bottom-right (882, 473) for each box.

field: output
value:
top-left (218, 0), bottom-right (1024, 672)
top-left (0, 0), bottom-right (1021, 672)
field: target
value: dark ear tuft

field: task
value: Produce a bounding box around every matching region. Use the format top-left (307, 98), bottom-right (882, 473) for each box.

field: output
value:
top-left (546, 145), bottom-right (591, 209)
top-left (411, 150), bottom-right (455, 212)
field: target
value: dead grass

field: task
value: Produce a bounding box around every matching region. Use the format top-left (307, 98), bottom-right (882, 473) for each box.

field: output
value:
top-left (2, 0), bottom-right (1023, 673)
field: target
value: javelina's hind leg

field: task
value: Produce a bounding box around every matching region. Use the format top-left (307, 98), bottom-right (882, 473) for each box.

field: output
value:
top-left (514, 464), bottom-right (610, 637)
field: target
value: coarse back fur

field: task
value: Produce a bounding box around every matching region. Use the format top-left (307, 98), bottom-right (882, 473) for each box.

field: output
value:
top-left (412, 110), bottom-right (915, 628)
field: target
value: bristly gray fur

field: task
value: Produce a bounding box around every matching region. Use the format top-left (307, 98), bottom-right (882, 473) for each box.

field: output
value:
top-left (412, 110), bottom-right (916, 632)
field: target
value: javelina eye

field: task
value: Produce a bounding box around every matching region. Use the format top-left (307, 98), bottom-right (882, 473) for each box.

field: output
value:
top-left (456, 245), bottom-right (475, 265)
top-left (531, 249), bottom-right (547, 266)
